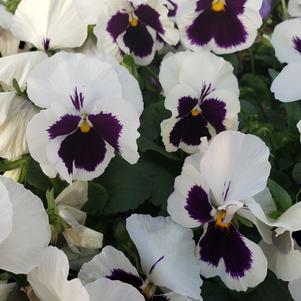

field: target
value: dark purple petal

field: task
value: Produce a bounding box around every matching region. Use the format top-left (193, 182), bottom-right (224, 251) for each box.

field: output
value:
top-left (166, 0), bottom-right (177, 17)
top-left (196, 0), bottom-right (212, 11)
top-left (187, 9), bottom-right (247, 48)
top-left (106, 269), bottom-right (144, 290)
top-left (199, 223), bottom-right (252, 278)
top-left (123, 24), bottom-right (154, 58)
top-left (48, 114), bottom-right (81, 139)
top-left (58, 129), bottom-right (106, 174)
top-left (70, 87), bottom-right (84, 111)
top-left (107, 11), bottom-right (129, 41)
top-left (201, 98), bottom-right (226, 132)
top-left (177, 96), bottom-right (199, 117)
top-left (89, 112), bottom-right (123, 152)
top-left (293, 36), bottom-right (301, 55)
top-left (135, 4), bottom-right (164, 34)
top-left (260, 0), bottom-right (272, 19)
top-left (196, 0), bottom-right (246, 14)
top-left (169, 115), bottom-right (210, 147)
top-left (185, 185), bottom-right (213, 224)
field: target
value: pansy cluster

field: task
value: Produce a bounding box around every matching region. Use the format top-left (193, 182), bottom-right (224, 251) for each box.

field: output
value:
top-left (0, 0), bottom-right (301, 300)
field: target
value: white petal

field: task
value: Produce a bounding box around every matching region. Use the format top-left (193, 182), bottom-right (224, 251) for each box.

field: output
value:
top-left (28, 246), bottom-right (89, 301)
top-left (11, 0), bottom-right (87, 50)
top-left (260, 231), bottom-right (301, 281)
top-left (55, 181), bottom-right (88, 209)
top-left (271, 18), bottom-right (301, 64)
top-left (200, 131), bottom-right (271, 205)
top-left (79, 245), bottom-right (141, 285)
top-left (3, 168), bottom-right (22, 182)
top-left (0, 93), bottom-right (37, 160)
top-left (27, 52), bottom-right (123, 109)
top-left (0, 180), bottom-right (12, 245)
top-left (0, 51), bottom-right (47, 90)
top-left (126, 214), bottom-right (201, 300)
top-left (298, 120), bottom-right (301, 141)
top-left (271, 62), bottom-right (301, 102)
top-left (0, 176), bottom-right (50, 274)
top-left (73, 0), bottom-right (107, 25)
top-left (288, 0), bottom-right (301, 16)
top-left (86, 278), bottom-right (144, 301)
top-left (289, 277), bottom-right (301, 301)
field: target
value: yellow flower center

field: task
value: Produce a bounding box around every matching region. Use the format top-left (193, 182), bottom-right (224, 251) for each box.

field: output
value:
top-left (191, 107), bottom-right (202, 116)
top-left (130, 16), bottom-right (139, 27)
top-left (80, 119), bottom-right (91, 133)
top-left (215, 210), bottom-right (230, 230)
top-left (211, 0), bottom-right (225, 12)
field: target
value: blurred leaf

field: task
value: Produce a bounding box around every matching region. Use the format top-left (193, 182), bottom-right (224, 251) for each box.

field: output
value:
top-left (292, 162), bottom-right (301, 185)
top-left (268, 179), bottom-right (293, 212)
top-left (83, 182), bottom-right (109, 215)
top-left (26, 158), bottom-right (51, 191)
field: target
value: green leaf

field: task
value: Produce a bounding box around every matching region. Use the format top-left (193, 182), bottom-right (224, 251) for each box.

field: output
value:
top-left (202, 279), bottom-right (233, 301)
top-left (292, 162), bottom-right (301, 185)
top-left (26, 158), bottom-right (51, 191)
top-left (83, 182), bottom-right (109, 215)
top-left (97, 157), bottom-right (152, 214)
top-left (284, 102), bottom-right (301, 129)
top-left (0, 158), bottom-right (26, 172)
top-left (268, 179), bottom-right (293, 212)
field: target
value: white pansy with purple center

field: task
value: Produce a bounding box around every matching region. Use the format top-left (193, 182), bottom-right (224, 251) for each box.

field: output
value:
top-left (26, 52), bottom-right (143, 182)
top-left (79, 215), bottom-right (201, 300)
top-left (159, 50), bottom-right (240, 153)
top-left (176, 0), bottom-right (263, 54)
top-left (94, 0), bottom-right (179, 65)
top-left (167, 131), bottom-right (271, 291)
top-left (11, 0), bottom-right (87, 51)
top-left (271, 18), bottom-right (301, 102)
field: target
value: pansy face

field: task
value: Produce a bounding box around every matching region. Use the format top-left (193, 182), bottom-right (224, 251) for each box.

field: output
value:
top-left (176, 0), bottom-right (263, 53)
top-left (79, 215), bottom-right (201, 300)
top-left (159, 50), bottom-right (240, 153)
top-left (94, 0), bottom-right (179, 65)
top-left (26, 52), bottom-right (143, 182)
top-left (167, 131), bottom-right (271, 291)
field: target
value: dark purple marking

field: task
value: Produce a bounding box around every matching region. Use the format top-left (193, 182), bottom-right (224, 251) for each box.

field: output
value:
top-left (106, 269), bottom-right (144, 290)
top-left (89, 112), bottom-right (123, 152)
top-left (70, 87), bottom-right (84, 111)
top-left (200, 83), bottom-right (214, 101)
top-left (106, 11), bottom-right (129, 41)
top-left (222, 181), bottom-right (231, 202)
top-left (48, 114), bottom-right (81, 139)
top-left (201, 98), bottom-right (226, 132)
top-left (177, 96), bottom-right (199, 117)
top-left (135, 4), bottom-right (164, 34)
top-left (166, 0), bottom-right (177, 17)
top-left (187, 0), bottom-right (248, 49)
top-left (185, 185), bottom-right (213, 224)
top-left (123, 23), bottom-right (154, 58)
top-left (58, 129), bottom-right (107, 174)
top-left (43, 37), bottom-right (50, 50)
top-left (169, 114), bottom-right (211, 147)
top-left (199, 223), bottom-right (252, 278)
top-left (293, 36), bottom-right (301, 55)
top-left (149, 255), bottom-right (165, 274)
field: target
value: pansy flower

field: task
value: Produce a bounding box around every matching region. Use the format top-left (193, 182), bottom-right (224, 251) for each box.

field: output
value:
top-left (79, 215), bottom-right (201, 300)
top-left (0, 176), bottom-right (50, 274)
top-left (94, 0), bottom-right (179, 65)
top-left (53, 181), bottom-right (103, 252)
top-left (271, 18), bottom-right (301, 102)
top-left (11, 0), bottom-right (87, 51)
top-left (176, 0), bottom-right (263, 53)
top-left (167, 131), bottom-right (271, 291)
top-left (26, 52), bottom-right (143, 182)
top-left (0, 51), bottom-right (47, 161)
top-left (159, 50), bottom-right (240, 153)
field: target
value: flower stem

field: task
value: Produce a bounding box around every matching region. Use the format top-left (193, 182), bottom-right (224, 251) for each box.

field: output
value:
top-left (281, 0), bottom-right (288, 20)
